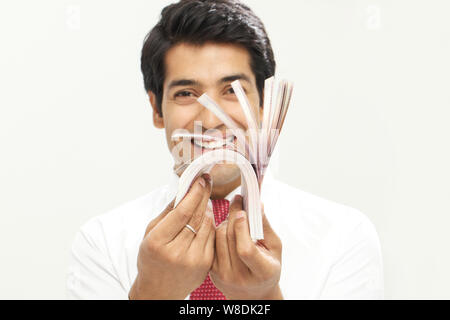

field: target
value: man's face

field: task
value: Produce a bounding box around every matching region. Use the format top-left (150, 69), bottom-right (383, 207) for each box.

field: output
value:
top-left (150, 42), bottom-right (261, 188)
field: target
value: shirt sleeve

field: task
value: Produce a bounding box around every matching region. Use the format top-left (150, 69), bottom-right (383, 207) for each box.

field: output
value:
top-left (66, 223), bottom-right (128, 300)
top-left (319, 215), bottom-right (385, 299)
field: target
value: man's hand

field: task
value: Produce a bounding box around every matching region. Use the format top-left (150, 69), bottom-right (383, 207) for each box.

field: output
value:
top-left (210, 195), bottom-right (283, 300)
top-left (129, 174), bottom-right (215, 300)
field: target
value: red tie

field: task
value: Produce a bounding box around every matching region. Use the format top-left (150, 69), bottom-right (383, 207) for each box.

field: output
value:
top-left (189, 199), bottom-right (229, 300)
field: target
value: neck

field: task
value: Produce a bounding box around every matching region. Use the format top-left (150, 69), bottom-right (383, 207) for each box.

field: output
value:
top-left (210, 176), bottom-right (241, 200)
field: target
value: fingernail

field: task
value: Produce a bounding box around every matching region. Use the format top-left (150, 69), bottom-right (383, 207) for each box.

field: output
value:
top-left (199, 177), bottom-right (206, 188)
top-left (204, 174), bottom-right (213, 192)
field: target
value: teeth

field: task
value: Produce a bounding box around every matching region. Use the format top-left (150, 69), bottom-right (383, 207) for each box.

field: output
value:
top-left (193, 135), bottom-right (234, 149)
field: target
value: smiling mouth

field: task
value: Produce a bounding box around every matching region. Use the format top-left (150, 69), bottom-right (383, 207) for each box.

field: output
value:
top-left (191, 135), bottom-right (236, 150)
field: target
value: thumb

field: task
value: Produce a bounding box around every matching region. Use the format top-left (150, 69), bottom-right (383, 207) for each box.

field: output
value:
top-left (234, 210), bottom-right (265, 271)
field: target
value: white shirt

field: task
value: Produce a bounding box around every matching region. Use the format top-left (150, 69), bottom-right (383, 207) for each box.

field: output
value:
top-left (66, 169), bottom-right (384, 299)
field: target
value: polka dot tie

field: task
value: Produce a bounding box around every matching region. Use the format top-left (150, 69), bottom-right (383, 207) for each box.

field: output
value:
top-left (189, 199), bottom-right (229, 300)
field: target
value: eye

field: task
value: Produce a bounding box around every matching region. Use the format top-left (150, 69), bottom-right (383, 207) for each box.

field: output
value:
top-left (226, 87), bottom-right (235, 95)
top-left (224, 86), bottom-right (248, 96)
top-left (175, 91), bottom-right (194, 97)
top-left (173, 90), bottom-right (197, 104)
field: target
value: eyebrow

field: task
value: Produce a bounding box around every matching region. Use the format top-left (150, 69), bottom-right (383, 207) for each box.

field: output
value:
top-left (167, 79), bottom-right (200, 90)
top-left (167, 73), bottom-right (252, 91)
top-left (218, 73), bottom-right (252, 85)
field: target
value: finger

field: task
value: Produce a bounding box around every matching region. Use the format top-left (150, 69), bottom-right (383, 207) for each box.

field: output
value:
top-left (234, 210), bottom-right (266, 271)
top-left (215, 220), bottom-right (232, 271)
top-left (143, 199), bottom-right (175, 238)
top-left (226, 196), bottom-right (249, 272)
top-left (176, 174), bottom-right (212, 245)
top-left (203, 218), bottom-right (216, 269)
top-left (204, 223), bottom-right (216, 253)
top-left (151, 175), bottom-right (208, 243)
top-left (189, 206), bottom-right (215, 252)
top-left (212, 247), bottom-right (219, 274)
top-left (229, 194), bottom-right (243, 214)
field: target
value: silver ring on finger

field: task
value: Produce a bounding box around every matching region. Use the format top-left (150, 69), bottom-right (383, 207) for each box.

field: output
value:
top-left (184, 224), bottom-right (197, 235)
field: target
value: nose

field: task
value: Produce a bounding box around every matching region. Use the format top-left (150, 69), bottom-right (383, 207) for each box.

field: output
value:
top-left (196, 101), bottom-right (223, 130)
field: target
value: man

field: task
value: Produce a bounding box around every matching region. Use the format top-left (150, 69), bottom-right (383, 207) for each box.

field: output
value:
top-left (66, 0), bottom-right (384, 300)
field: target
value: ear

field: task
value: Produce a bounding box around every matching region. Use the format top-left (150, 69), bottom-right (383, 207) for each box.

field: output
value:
top-left (148, 91), bottom-right (164, 129)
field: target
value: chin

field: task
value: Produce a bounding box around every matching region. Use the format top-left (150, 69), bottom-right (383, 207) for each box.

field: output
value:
top-left (208, 163), bottom-right (241, 186)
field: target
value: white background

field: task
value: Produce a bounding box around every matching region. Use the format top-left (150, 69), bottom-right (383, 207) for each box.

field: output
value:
top-left (0, 0), bottom-right (449, 299)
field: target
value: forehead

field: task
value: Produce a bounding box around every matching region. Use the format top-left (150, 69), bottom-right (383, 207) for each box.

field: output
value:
top-left (163, 42), bottom-right (255, 87)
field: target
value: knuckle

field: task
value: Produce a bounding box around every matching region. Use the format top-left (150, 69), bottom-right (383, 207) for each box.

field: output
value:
top-left (191, 209), bottom-right (204, 225)
top-left (147, 218), bottom-right (158, 229)
top-left (141, 238), bottom-right (159, 255)
top-left (175, 207), bottom-right (192, 221)
top-left (237, 244), bottom-right (254, 258)
top-left (273, 236), bottom-right (282, 251)
top-left (144, 223), bottom-right (155, 237)
top-left (191, 183), bottom-right (204, 198)
top-left (203, 215), bottom-right (213, 229)
top-left (166, 251), bottom-right (181, 265)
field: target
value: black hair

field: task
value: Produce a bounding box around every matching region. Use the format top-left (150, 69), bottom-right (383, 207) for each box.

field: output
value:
top-left (141, 0), bottom-right (276, 115)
